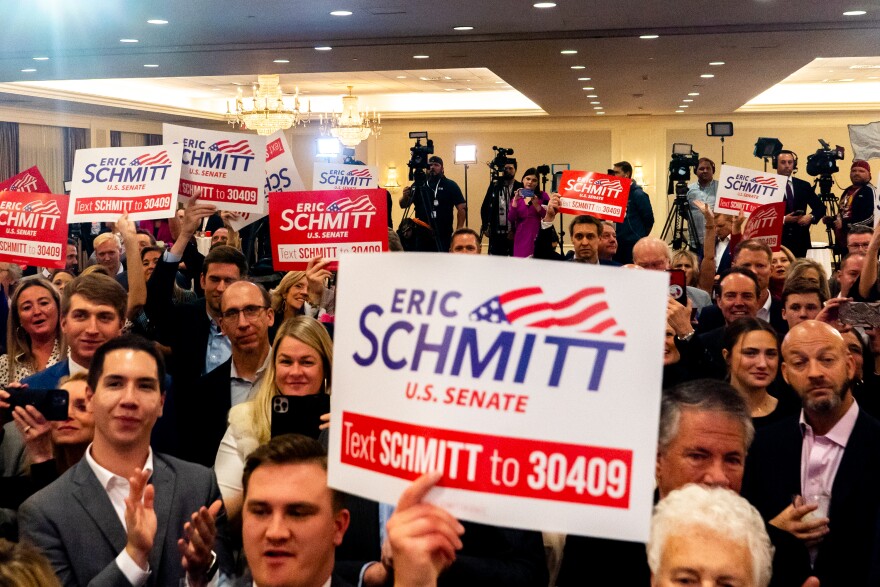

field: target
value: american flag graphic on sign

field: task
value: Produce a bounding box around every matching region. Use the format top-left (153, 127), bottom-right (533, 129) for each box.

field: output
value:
top-left (469, 286), bottom-right (626, 337)
top-left (8, 174), bottom-right (38, 191)
top-left (591, 178), bottom-right (624, 190)
top-left (751, 176), bottom-right (777, 186)
top-left (327, 194), bottom-right (376, 213)
top-left (23, 199), bottom-right (61, 215)
top-left (130, 151), bottom-right (172, 166)
top-left (210, 140), bottom-right (254, 156)
top-left (347, 169), bottom-right (372, 178)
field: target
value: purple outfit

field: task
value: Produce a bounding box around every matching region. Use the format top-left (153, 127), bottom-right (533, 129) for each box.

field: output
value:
top-left (508, 189), bottom-right (549, 258)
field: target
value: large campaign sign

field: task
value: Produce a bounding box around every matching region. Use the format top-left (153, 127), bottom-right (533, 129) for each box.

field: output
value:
top-left (313, 162), bottom-right (380, 190)
top-left (226, 131), bottom-right (305, 232)
top-left (557, 171), bottom-right (632, 222)
top-left (0, 167), bottom-right (52, 193)
top-left (0, 191), bottom-right (68, 268)
top-left (742, 202), bottom-right (786, 251)
top-left (328, 255), bottom-right (668, 540)
top-left (269, 189), bottom-right (388, 270)
top-left (68, 144), bottom-right (183, 222)
top-left (163, 124), bottom-right (266, 214)
top-left (715, 165), bottom-right (785, 216)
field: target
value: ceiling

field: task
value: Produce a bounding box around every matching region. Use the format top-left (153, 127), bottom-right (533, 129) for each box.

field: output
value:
top-left (0, 0), bottom-right (878, 121)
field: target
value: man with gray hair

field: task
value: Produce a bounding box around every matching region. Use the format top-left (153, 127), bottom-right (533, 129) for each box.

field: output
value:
top-left (632, 237), bottom-right (711, 312)
top-left (648, 484), bottom-right (773, 587)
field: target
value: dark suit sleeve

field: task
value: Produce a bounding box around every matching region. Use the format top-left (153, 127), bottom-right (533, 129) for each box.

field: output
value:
top-left (144, 255), bottom-right (183, 346)
top-left (805, 183), bottom-right (826, 224)
top-left (480, 185), bottom-right (493, 231)
top-left (437, 523), bottom-right (548, 587)
top-left (637, 190), bottom-right (654, 235)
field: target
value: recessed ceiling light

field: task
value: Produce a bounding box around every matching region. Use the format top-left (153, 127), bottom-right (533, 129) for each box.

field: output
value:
top-left (143, 64), bottom-right (159, 68)
top-left (396, 75), bottom-right (407, 79)
top-left (413, 55), bottom-right (429, 59)
top-left (273, 59), bottom-right (289, 63)
top-left (688, 92), bottom-right (700, 96)
top-left (147, 19), bottom-right (168, 24)
top-left (675, 110), bottom-right (685, 113)
top-left (582, 87), bottom-right (595, 90)
top-left (682, 99), bottom-right (693, 102)
top-left (571, 65), bottom-right (586, 69)
top-left (590, 101), bottom-right (600, 104)
top-left (678, 105), bottom-right (688, 108)
top-left (700, 74), bottom-right (715, 78)
top-left (119, 38), bottom-right (139, 43)
top-left (315, 46), bottom-right (332, 51)
top-left (453, 26), bottom-right (474, 31)
top-left (593, 106), bottom-right (603, 109)
top-left (32, 57), bottom-right (49, 61)
top-left (561, 50), bottom-right (578, 55)
top-left (533, 2), bottom-right (557, 7)
top-left (839, 78), bottom-right (855, 82)
top-left (445, 88), bottom-right (456, 91)
top-left (444, 76), bottom-right (452, 80)
top-left (596, 111), bottom-right (606, 115)
top-left (640, 35), bottom-right (659, 39)
top-left (330, 10), bottom-right (352, 16)
top-left (709, 61), bottom-right (725, 66)
top-left (578, 77), bottom-right (591, 81)
top-left (587, 94), bottom-right (598, 98)
top-left (495, 81), bottom-right (506, 84)
top-left (21, 68), bottom-right (36, 72)
top-left (843, 10), bottom-right (866, 15)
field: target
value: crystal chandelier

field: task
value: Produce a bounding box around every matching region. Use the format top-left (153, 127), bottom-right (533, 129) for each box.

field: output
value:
top-left (225, 74), bottom-right (309, 136)
top-left (319, 86), bottom-right (381, 147)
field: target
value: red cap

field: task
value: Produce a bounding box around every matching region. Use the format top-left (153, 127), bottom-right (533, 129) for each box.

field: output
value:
top-left (851, 160), bottom-right (871, 173)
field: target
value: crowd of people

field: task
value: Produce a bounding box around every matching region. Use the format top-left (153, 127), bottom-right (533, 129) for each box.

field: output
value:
top-left (0, 149), bottom-right (878, 586)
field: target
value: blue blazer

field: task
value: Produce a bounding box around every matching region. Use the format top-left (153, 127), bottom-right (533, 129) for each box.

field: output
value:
top-left (21, 361), bottom-right (70, 389)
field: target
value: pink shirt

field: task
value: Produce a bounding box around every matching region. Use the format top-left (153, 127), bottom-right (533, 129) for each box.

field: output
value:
top-left (800, 401), bottom-right (859, 499)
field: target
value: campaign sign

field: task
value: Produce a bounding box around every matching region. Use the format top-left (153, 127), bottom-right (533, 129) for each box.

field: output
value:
top-left (226, 131), bottom-right (305, 232)
top-left (0, 191), bottom-right (68, 268)
top-left (0, 166), bottom-right (52, 193)
top-left (742, 202), bottom-right (786, 251)
top-left (313, 162), bottom-right (380, 190)
top-left (557, 171), bottom-right (632, 222)
top-left (163, 123), bottom-right (266, 214)
top-left (714, 165), bottom-right (785, 217)
top-left (328, 255), bottom-right (668, 540)
top-left (269, 189), bottom-right (388, 270)
top-left (68, 144), bottom-right (183, 222)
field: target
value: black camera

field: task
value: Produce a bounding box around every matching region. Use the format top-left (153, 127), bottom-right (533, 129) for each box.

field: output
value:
top-left (537, 164), bottom-right (551, 176)
top-left (407, 131), bottom-right (434, 180)
top-left (806, 139), bottom-right (845, 177)
top-left (489, 146), bottom-right (515, 177)
top-left (668, 143), bottom-right (699, 183)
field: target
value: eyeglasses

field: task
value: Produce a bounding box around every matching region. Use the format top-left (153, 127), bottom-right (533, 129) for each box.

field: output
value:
top-left (220, 305), bottom-right (268, 321)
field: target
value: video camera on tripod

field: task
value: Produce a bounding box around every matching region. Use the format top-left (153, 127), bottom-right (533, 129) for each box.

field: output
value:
top-left (407, 131), bottom-right (434, 181)
top-left (489, 146), bottom-right (515, 179)
top-left (806, 139), bottom-right (845, 177)
top-left (662, 143), bottom-right (702, 251)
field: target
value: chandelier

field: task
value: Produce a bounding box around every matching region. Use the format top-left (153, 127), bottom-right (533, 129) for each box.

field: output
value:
top-left (319, 86), bottom-right (381, 147)
top-left (225, 74), bottom-right (309, 136)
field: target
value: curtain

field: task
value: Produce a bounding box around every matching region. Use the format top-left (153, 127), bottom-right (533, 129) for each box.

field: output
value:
top-left (0, 122), bottom-right (19, 182)
top-left (19, 124), bottom-right (65, 193)
top-left (146, 133), bottom-right (163, 146)
top-left (62, 127), bottom-right (88, 185)
top-left (119, 132), bottom-right (147, 147)
top-left (110, 131), bottom-right (121, 148)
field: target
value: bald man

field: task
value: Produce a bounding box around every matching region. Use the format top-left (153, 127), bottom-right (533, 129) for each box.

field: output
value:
top-left (743, 321), bottom-right (880, 586)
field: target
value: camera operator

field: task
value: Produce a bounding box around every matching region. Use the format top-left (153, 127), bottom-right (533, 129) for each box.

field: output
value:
top-left (829, 160), bottom-right (875, 254)
top-left (686, 158), bottom-right (718, 249)
top-left (777, 150), bottom-right (825, 258)
top-left (400, 156), bottom-right (466, 253)
top-left (480, 157), bottom-right (522, 256)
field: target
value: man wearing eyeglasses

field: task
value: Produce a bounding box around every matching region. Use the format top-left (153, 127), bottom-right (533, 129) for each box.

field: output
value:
top-left (181, 281), bottom-right (274, 466)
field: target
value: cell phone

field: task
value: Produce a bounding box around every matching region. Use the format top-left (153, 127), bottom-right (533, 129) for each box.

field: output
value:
top-left (839, 301), bottom-right (880, 328)
top-left (270, 394), bottom-right (331, 440)
top-left (2, 388), bottom-right (69, 421)
top-left (519, 189), bottom-right (534, 199)
top-left (667, 269), bottom-right (688, 307)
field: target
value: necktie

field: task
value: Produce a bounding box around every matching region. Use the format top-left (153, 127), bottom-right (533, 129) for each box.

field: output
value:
top-left (786, 181), bottom-right (794, 212)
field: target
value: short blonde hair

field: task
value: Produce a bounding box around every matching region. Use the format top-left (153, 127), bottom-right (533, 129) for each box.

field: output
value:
top-left (92, 232), bottom-right (120, 250)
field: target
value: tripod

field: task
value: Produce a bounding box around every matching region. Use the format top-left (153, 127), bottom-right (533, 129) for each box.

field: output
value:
top-left (661, 181), bottom-right (701, 251)
top-left (410, 169), bottom-right (445, 253)
top-left (813, 174), bottom-right (840, 267)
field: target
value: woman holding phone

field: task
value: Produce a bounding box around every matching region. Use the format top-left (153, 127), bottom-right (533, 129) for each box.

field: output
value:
top-left (508, 168), bottom-right (550, 257)
top-left (214, 315), bottom-right (332, 516)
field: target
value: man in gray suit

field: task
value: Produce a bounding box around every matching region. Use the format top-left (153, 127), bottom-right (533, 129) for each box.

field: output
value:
top-left (20, 335), bottom-right (229, 586)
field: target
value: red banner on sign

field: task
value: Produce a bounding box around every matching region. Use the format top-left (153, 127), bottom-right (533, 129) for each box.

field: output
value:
top-left (557, 171), bottom-right (632, 222)
top-left (340, 411), bottom-right (632, 508)
top-left (269, 189), bottom-right (389, 270)
top-left (742, 201), bottom-right (786, 251)
top-left (0, 191), bottom-right (68, 268)
top-left (72, 194), bottom-right (174, 216)
top-left (0, 167), bottom-right (52, 194)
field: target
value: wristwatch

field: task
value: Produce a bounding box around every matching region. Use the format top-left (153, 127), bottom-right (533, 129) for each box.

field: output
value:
top-left (203, 550), bottom-right (219, 581)
top-left (676, 330), bottom-right (696, 342)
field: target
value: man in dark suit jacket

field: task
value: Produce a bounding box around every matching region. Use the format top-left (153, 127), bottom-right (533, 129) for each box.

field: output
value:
top-left (777, 151), bottom-right (825, 258)
top-left (20, 336), bottom-right (230, 586)
top-left (742, 320), bottom-right (880, 586)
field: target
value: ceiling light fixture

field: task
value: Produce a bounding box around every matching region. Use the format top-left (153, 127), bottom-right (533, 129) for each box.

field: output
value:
top-left (675, 110), bottom-right (684, 113)
top-left (709, 61), bottom-right (725, 65)
top-left (700, 74), bottom-right (714, 78)
top-left (587, 94), bottom-right (598, 98)
top-left (143, 64), bottom-right (159, 68)
top-left (578, 77), bottom-right (591, 81)
top-left (119, 38), bottom-right (139, 43)
top-left (147, 19), bottom-right (168, 24)
top-left (273, 59), bottom-right (289, 63)
top-left (582, 87), bottom-right (595, 90)
top-left (226, 74), bottom-right (310, 135)
top-left (678, 105), bottom-right (688, 108)
top-left (688, 92), bottom-right (700, 96)
top-left (315, 46), bottom-right (332, 51)
top-left (596, 111), bottom-right (606, 115)
top-left (593, 106), bottom-right (603, 110)
top-left (413, 55), bottom-right (429, 59)
top-left (330, 10), bottom-right (352, 16)
top-left (454, 26), bottom-right (474, 30)
top-left (682, 99), bottom-right (693, 102)
top-left (590, 101), bottom-right (600, 104)
top-left (320, 86), bottom-right (381, 147)
top-left (843, 10), bottom-right (866, 15)
top-left (21, 68), bottom-right (36, 73)
top-left (571, 65), bottom-right (585, 69)
top-left (33, 57), bottom-right (49, 61)
top-left (396, 75), bottom-right (407, 79)
top-left (561, 50), bottom-right (578, 54)
top-left (533, 2), bottom-right (557, 7)
top-left (640, 34), bottom-right (659, 39)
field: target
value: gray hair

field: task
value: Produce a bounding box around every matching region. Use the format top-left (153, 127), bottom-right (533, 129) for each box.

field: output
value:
top-left (647, 484), bottom-right (773, 587)
top-left (658, 379), bottom-right (754, 454)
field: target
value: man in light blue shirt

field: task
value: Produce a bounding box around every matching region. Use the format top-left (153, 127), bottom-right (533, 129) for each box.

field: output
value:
top-left (686, 157), bottom-right (718, 250)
